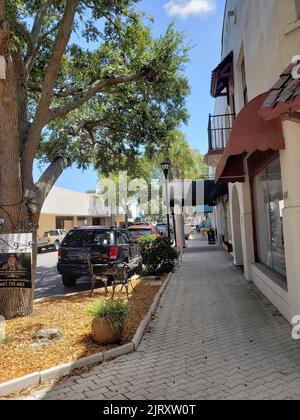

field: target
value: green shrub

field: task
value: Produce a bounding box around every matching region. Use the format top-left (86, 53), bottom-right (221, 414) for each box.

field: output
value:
top-left (87, 300), bottom-right (130, 331)
top-left (200, 228), bottom-right (209, 235)
top-left (138, 235), bottom-right (178, 275)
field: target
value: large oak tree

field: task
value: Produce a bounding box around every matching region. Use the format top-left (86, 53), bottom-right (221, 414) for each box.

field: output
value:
top-left (0, 0), bottom-right (189, 319)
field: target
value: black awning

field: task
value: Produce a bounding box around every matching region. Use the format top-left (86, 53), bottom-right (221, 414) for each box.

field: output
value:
top-left (169, 180), bottom-right (228, 208)
top-left (204, 180), bottom-right (228, 206)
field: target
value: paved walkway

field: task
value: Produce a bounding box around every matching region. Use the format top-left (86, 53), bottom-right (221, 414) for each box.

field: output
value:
top-left (34, 234), bottom-right (300, 400)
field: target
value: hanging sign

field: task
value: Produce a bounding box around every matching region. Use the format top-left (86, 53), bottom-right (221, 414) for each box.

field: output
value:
top-left (0, 233), bottom-right (32, 289)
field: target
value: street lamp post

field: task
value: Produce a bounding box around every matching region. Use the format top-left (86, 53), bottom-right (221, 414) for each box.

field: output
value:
top-left (161, 160), bottom-right (171, 240)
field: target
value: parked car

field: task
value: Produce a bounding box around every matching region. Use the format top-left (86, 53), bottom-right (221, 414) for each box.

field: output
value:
top-left (133, 222), bottom-right (150, 225)
top-left (156, 223), bottom-right (169, 237)
top-left (43, 229), bottom-right (67, 250)
top-left (156, 223), bottom-right (175, 241)
top-left (37, 235), bottom-right (56, 253)
top-left (127, 225), bottom-right (159, 239)
top-left (57, 227), bottom-right (142, 287)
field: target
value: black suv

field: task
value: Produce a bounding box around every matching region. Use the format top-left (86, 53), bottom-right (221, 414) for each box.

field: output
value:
top-left (57, 227), bottom-right (142, 287)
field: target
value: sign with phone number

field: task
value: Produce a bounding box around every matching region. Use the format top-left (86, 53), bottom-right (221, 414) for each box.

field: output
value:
top-left (0, 233), bottom-right (32, 289)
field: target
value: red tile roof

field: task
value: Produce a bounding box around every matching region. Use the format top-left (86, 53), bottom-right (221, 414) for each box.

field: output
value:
top-left (259, 61), bottom-right (300, 120)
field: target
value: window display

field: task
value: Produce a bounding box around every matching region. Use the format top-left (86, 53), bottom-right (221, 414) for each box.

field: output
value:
top-left (253, 158), bottom-right (286, 278)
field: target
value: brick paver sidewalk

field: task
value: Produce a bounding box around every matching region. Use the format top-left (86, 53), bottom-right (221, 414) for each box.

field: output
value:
top-left (32, 234), bottom-right (300, 400)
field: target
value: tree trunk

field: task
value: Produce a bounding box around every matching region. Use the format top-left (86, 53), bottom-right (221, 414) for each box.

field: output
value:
top-left (0, 3), bottom-right (73, 319)
top-left (0, 206), bottom-right (38, 320)
top-left (0, 159), bottom-right (41, 319)
top-left (0, 14), bottom-right (35, 319)
top-left (0, 157), bottom-right (70, 320)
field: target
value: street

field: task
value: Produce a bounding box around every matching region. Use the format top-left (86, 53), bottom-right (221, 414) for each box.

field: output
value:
top-left (35, 252), bottom-right (98, 299)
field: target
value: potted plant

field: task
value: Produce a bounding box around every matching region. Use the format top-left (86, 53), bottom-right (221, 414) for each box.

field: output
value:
top-left (87, 300), bottom-right (130, 345)
top-left (222, 235), bottom-right (233, 253)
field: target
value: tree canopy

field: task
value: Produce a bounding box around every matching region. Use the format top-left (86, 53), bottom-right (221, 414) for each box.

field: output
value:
top-left (5, 0), bottom-right (190, 175)
top-left (0, 0), bottom-right (190, 318)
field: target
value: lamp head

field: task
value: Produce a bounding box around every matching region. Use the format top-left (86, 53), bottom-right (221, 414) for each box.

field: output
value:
top-left (161, 161), bottom-right (171, 179)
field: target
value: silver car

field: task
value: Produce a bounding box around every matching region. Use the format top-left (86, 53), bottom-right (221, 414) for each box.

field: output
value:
top-left (43, 229), bottom-right (67, 250)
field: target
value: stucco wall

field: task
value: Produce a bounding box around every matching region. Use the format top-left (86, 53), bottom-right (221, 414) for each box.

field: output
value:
top-left (215, 0), bottom-right (300, 116)
top-left (38, 214), bottom-right (56, 237)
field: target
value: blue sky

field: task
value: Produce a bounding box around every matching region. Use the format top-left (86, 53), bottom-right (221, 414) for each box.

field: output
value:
top-left (34, 0), bottom-right (225, 192)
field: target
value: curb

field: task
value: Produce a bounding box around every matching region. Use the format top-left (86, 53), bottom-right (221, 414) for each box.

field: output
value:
top-left (39, 352), bottom-right (105, 384)
top-left (0, 373), bottom-right (40, 398)
top-left (0, 271), bottom-right (173, 398)
top-left (131, 271), bottom-right (172, 350)
top-left (103, 343), bottom-right (134, 362)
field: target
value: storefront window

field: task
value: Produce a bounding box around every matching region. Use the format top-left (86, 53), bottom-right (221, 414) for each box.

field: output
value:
top-left (253, 158), bottom-right (286, 277)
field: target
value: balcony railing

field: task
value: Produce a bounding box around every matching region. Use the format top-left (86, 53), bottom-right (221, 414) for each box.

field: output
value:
top-left (208, 113), bottom-right (235, 152)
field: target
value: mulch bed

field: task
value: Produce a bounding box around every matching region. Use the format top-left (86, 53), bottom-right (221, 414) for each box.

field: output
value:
top-left (0, 276), bottom-right (164, 384)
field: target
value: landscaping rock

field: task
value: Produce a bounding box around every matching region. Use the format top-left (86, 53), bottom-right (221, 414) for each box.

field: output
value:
top-left (32, 328), bottom-right (64, 343)
top-left (30, 342), bottom-right (49, 350)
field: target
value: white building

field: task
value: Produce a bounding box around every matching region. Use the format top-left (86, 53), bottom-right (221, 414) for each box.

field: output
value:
top-left (207, 0), bottom-right (300, 322)
top-left (38, 187), bottom-right (121, 236)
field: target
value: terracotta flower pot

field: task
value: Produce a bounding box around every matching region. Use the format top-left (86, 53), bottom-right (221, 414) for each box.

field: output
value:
top-left (91, 317), bottom-right (120, 345)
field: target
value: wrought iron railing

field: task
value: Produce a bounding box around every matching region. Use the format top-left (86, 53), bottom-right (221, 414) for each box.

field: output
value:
top-left (208, 113), bottom-right (235, 151)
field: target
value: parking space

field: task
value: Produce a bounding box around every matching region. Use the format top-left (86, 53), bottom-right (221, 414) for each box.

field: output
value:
top-left (35, 252), bottom-right (99, 299)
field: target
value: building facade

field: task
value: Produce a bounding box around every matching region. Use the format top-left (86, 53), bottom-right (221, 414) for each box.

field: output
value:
top-left (38, 187), bottom-right (121, 236)
top-left (207, 0), bottom-right (300, 321)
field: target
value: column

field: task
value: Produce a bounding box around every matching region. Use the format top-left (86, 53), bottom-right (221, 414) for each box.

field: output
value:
top-left (175, 213), bottom-right (185, 251)
top-left (240, 176), bottom-right (255, 282)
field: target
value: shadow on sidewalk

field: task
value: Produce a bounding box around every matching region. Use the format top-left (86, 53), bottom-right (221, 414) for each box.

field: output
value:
top-left (184, 245), bottom-right (221, 254)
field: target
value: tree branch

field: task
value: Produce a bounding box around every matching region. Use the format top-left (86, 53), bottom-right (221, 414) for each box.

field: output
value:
top-left (35, 156), bottom-right (71, 209)
top-left (31, 0), bottom-right (52, 45)
top-left (12, 45), bottom-right (29, 155)
top-left (25, 0), bottom-right (52, 78)
top-left (28, 83), bottom-right (83, 98)
top-left (81, 117), bottom-right (108, 129)
top-left (0, 19), bottom-right (10, 55)
top-left (11, 19), bottom-right (34, 51)
top-left (26, 24), bottom-right (61, 79)
top-left (0, 0), bottom-right (4, 19)
top-left (47, 68), bottom-right (156, 123)
top-left (22, 0), bottom-right (78, 183)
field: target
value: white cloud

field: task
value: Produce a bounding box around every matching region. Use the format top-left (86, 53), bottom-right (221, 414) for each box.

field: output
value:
top-left (164, 0), bottom-right (216, 19)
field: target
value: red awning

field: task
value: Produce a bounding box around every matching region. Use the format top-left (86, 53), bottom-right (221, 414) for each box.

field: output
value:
top-left (211, 52), bottom-right (234, 98)
top-left (215, 92), bottom-right (285, 183)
